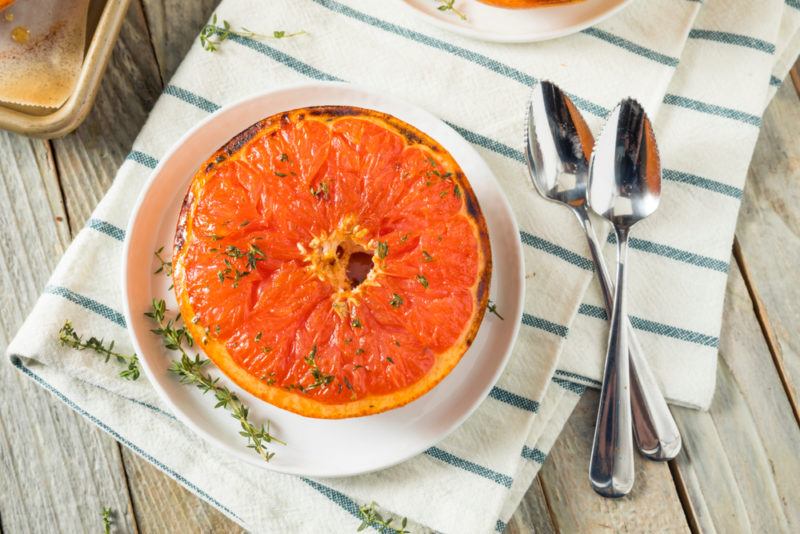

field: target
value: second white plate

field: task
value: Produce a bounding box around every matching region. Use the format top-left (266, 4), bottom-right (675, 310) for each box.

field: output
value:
top-left (401, 0), bottom-right (633, 43)
top-left (122, 82), bottom-right (524, 477)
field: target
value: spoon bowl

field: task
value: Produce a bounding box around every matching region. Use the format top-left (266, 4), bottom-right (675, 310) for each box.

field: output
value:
top-left (588, 98), bottom-right (661, 228)
top-left (524, 80), bottom-right (594, 208)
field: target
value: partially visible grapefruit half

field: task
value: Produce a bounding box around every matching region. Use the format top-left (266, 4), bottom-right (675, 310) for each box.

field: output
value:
top-left (172, 106), bottom-right (491, 418)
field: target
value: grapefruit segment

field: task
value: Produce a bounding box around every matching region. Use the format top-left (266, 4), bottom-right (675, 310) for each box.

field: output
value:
top-left (173, 106), bottom-right (491, 418)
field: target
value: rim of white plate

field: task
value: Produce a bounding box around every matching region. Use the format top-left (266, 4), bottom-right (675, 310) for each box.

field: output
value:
top-left (121, 81), bottom-right (525, 477)
top-left (400, 0), bottom-right (635, 44)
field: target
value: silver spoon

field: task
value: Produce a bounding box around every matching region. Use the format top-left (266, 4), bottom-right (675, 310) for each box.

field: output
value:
top-left (587, 98), bottom-right (662, 497)
top-left (524, 81), bottom-right (681, 464)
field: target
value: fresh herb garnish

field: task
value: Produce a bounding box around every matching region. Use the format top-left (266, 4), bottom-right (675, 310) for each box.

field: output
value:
top-left (146, 299), bottom-right (284, 461)
top-left (416, 274), bottom-right (429, 288)
top-left (247, 244), bottom-right (266, 270)
top-left (357, 502), bottom-right (410, 533)
top-left (275, 171), bottom-right (288, 178)
top-left (101, 507), bottom-right (112, 534)
top-left (435, 0), bottom-right (467, 20)
top-left (200, 14), bottom-right (306, 52)
top-left (453, 184), bottom-right (461, 198)
top-left (355, 348), bottom-right (365, 355)
top-left (422, 250), bottom-right (433, 262)
top-left (58, 321), bottom-right (140, 380)
top-left (278, 153), bottom-right (289, 162)
top-left (310, 181), bottom-right (329, 199)
top-left (217, 242), bottom-right (266, 287)
top-left (376, 241), bottom-right (389, 259)
top-left (386, 357), bottom-right (394, 364)
top-left (154, 246), bottom-right (173, 277)
top-left (300, 345), bottom-right (334, 391)
top-left (487, 299), bottom-right (504, 320)
top-left (351, 317), bottom-right (363, 328)
top-left (389, 293), bottom-right (404, 308)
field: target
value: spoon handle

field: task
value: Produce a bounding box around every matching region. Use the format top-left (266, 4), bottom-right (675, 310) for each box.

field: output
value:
top-left (576, 209), bottom-right (681, 461)
top-left (589, 226), bottom-right (634, 498)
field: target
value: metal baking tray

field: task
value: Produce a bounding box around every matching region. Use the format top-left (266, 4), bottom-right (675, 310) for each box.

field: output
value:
top-left (0, 0), bottom-right (132, 138)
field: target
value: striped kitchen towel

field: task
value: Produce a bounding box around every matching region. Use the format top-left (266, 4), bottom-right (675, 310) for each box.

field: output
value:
top-left (6, 0), bottom-right (799, 532)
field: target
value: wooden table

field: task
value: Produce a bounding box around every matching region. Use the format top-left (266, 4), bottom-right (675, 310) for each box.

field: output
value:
top-left (1, 3), bottom-right (798, 532)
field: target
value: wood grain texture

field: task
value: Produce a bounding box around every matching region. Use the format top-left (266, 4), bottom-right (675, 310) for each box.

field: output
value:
top-left (0, 132), bottom-right (136, 533)
top-left (671, 261), bottom-right (800, 533)
top-left (120, 448), bottom-right (246, 534)
top-left (47, 1), bottom-right (241, 532)
top-left (536, 393), bottom-right (689, 533)
top-left (51, 0), bottom-right (163, 229)
top-left (735, 73), bottom-right (800, 415)
top-left (506, 477), bottom-right (557, 534)
top-left (140, 0), bottom-right (219, 82)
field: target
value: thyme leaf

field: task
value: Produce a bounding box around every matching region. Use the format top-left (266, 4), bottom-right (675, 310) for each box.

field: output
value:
top-left (58, 321), bottom-right (140, 380)
top-left (299, 344), bottom-right (335, 391)
top-left (200, 14), bottom-right (306, 52)
top-left (435, 0), bottom-right (467, 20)
top-left (389, 293), bottom-right (404, 308)
top-left (154, 246), bottom-right (173, 277)
top-left (101, 507), bottom-right (112, 534)
top-left (487, 299), bottom-right (504, 320)
top-left (146, 299), bottom-right (284, 461)
top-left (357, 502), bottom-right (410, 533)
top-left (310, 181), bottom-right (329, 199)
top-left (376, 241), bottom-right (389, 259)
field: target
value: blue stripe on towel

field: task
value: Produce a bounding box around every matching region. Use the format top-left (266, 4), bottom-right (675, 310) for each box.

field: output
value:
top-left (45, 285), bottom-right (126, 327)
top-left (425, 446), bottom-right (514, 488)
top-left (489, 387), bottom-right (540, 413)
top-left (521, 445), bottom-right (547, 464)
top-left (87, 218), bottom-right (125, 242)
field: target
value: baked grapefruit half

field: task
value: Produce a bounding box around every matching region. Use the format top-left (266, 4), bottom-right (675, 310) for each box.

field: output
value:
top-left (172, 106), bottom-right (491, 418)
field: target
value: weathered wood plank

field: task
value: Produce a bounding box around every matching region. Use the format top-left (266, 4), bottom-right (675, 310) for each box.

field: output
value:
top-left (670, 260), bottom-right (800, 533)
top-left (0, 133), bottom-right (135, 533)
top-left (47, 1), bottom-right (243, 531)
top-left (735, 73), bottom-right (800, 417)
top-left (537, 392), bottom-right (690, 533)
top-left (506, 476), bottom-right (557, 534)
top-left (120, 448), bottom-right (246, 534)
top-left (51, 0), bottom-right (163, 227)
top-left (140, 0), bottom-right (219, 82)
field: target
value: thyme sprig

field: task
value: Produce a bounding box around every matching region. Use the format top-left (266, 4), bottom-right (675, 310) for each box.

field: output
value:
top-left (154, 246), bottom-right (173, 277)
top-left (389, 293), bottom-right (404, 308)
top-left (58, 321), bottom-right (140, 380)
top-left (200, 14), bottom-right (306, 52)
top-left (146, 299), bottom-right (284, 462)
top-left (101, 507), bottom-right (112, 534)
top-left (310, 181), bottom-right (330, 200)
top-left (302, 345), bottom-right (334, 391)
top-left (435, 0), bottom-right (467, 21)
top-left (154, 246), bottom-right (174, 289)
top-left (487, 300), bottom-right (504, 320)
top-left (217, 243), bottom-right (266, 287)
top-left (376, 241), bottom-right (389, 259)
top-left (357, 502), bottom-right (410, 533)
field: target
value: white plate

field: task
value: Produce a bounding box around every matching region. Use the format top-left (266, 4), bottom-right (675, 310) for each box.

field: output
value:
top-left (122, 82), bottom-right (524, 477)
top-left (401, 0), bottom-right (634, 43)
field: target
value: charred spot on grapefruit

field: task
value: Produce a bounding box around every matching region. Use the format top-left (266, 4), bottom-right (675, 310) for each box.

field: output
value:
top-left (172, 106), bottom-right (491, 419)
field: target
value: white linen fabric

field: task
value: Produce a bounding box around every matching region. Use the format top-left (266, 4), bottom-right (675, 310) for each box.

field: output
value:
top-left (6, 0), bottom-right (799, 532)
